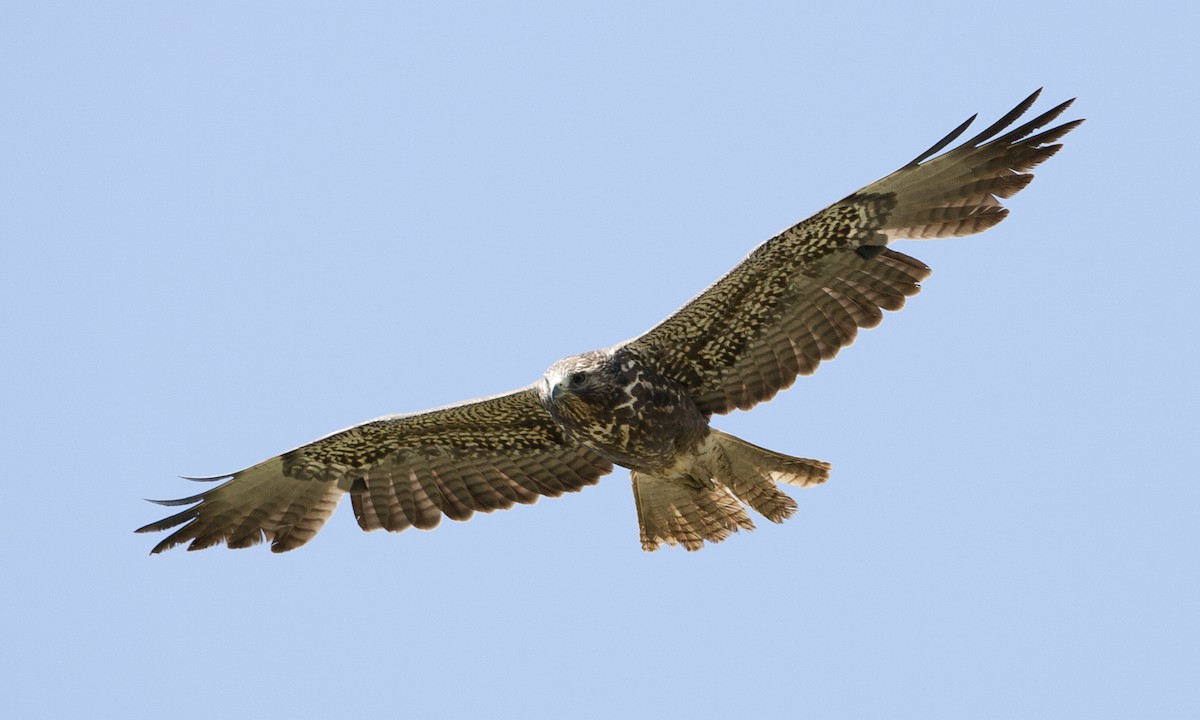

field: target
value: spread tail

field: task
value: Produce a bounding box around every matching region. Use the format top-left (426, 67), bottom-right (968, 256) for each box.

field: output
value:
top-left (631, 470), bottom-right (754, 552)
top-left (713, 430), bottom-right (829, 522)
top-left (632, 430), bottom-right (830, 551)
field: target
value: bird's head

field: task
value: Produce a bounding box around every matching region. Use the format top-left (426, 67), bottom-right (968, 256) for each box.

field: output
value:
top-left (539, 348), bottom-right (625, 425)
top-left (543, 349), bottom-right (610, 402)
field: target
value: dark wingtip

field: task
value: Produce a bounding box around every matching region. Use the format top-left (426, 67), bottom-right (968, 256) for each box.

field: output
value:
top-left (180, 474), bottom-right (232, 482)
top-left (904, 113), bottom-right (977, 168)
top-left (144, 492), bottom-right (207, 507)
top-left (906, 89), bottom-right (1081, 171)
top-left (991, 96), bottom-right (1080, 147)
top-left (962, 88), bottom-right (1044, 147)
top-left (148, 535), bottom-right (180, 554)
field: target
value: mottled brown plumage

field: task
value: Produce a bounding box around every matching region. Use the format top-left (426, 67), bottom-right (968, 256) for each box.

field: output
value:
top-left (138, 90), bottom-right (1081, 553)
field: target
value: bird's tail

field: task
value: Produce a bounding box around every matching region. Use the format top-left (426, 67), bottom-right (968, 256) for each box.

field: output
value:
top-left (631, 430), bottom-right (829, 552)
top-left (712, 430), bottom-right (829, 521)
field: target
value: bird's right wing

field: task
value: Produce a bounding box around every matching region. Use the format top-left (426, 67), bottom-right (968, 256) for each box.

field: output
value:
top-left (624, 90), bottom-right (1082, 416)
top-left (137, 386), bottom-right (614, 553)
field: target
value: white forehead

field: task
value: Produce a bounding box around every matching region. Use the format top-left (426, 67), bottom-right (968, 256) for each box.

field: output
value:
top-left (545, 349), bottom-right (610, 378)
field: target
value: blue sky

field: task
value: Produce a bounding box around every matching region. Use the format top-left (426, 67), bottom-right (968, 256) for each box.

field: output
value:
top-left (3, 2), bottom-right (1196, 718)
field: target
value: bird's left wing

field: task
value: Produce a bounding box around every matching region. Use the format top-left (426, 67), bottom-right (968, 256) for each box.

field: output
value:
top-left (137, 386), bottom-right (614, 553)
top-left (623, 90), bottom-right (1082, 415)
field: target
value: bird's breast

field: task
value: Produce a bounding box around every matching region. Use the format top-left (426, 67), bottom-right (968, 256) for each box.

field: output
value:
top-left (551, 354), bottom-right (709, 472)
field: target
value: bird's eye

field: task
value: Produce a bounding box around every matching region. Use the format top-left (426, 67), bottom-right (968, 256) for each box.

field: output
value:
top-left (568, 371), bottom-right (587, 388)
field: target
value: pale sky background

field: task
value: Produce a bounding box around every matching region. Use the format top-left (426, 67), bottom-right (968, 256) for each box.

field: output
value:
top-left (2, 2), bottom-right (1197, 718)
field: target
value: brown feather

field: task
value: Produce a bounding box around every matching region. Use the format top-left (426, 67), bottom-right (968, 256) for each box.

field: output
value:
top-left (136, 388), bottom-right (613, 553)
top-left (624, 94), bottom-right (1079, 416)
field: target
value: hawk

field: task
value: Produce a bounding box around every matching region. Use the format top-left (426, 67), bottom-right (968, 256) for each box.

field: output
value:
top-left (139, 90), bottom-right (1081, 554)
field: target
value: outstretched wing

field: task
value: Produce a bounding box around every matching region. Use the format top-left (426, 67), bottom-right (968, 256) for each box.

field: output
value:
top-left (624, 89), bottom-right (1082, 415)
top-left (137, 387), bottom-right (614, 553)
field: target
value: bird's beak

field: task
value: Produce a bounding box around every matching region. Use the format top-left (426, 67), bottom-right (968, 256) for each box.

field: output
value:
top-left (544, 374), bottom-right (563, 403)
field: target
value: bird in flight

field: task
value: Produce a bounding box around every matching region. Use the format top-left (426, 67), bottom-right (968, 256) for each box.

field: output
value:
top-left (139, 90), bottom-right (1081, 554)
